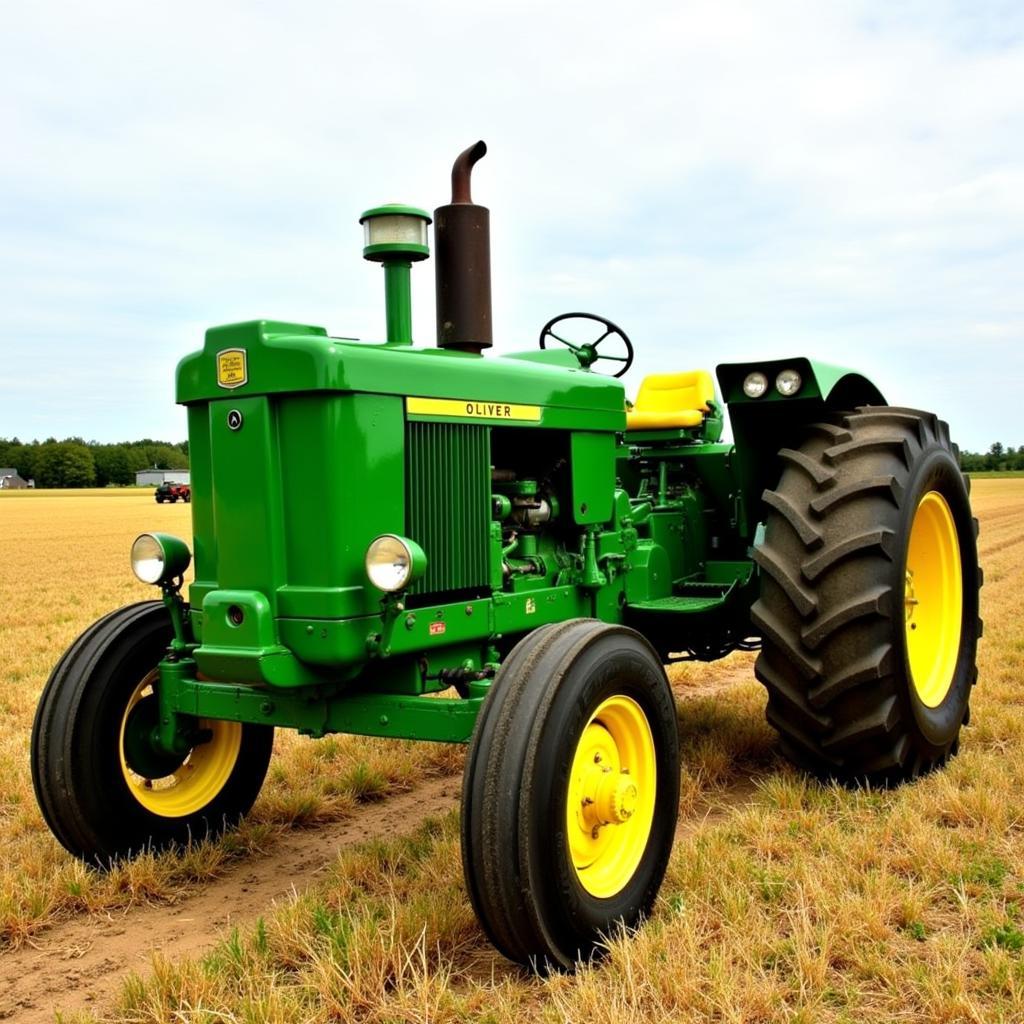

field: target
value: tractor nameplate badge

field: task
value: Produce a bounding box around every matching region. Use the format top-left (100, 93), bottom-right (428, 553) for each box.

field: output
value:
top-left (406, 396), bottom-right (541, 422)
top-left (216, 348), bottom-right (248, 389)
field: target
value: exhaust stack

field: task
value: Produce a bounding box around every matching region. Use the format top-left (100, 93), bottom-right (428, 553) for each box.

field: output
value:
top-left (434, 141), bottom-right (492, 354)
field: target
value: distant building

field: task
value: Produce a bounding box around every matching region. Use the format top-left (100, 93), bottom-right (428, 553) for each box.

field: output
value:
top-left (0, 468), bottom-right (30, 489)
top-left (135, 468), bottom-right (191, 486)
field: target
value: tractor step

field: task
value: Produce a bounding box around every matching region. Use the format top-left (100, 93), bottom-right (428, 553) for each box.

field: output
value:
top-left (627, 594), bottom-right (724, 614)
top-left (623, 560), bottom-right (759, 659)
top-left (628, 560), bottom-right (754, 616)
top-left (675, 580), bottom-right (733, 594)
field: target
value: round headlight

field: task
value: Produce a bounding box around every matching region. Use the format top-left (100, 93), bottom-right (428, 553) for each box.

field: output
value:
top-left (131, 533), bottom-right (191, 585)
top-left (742, 371), bottom-right (769, 398)
top-left (365, 535), bottom-right (427, 593)
top-left (775, 368), bottom-right (802, 397)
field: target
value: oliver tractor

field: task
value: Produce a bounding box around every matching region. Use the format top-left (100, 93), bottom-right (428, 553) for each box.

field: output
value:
top-left (33, 143), bottom-right (981, 971)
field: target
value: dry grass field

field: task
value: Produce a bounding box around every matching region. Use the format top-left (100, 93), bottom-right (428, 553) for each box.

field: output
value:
top-left (0, 480), bottom-right (1022, 1022)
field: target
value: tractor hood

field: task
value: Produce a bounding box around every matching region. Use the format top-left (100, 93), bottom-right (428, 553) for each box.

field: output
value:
top-left (176, 320), bottom-right (626, 432)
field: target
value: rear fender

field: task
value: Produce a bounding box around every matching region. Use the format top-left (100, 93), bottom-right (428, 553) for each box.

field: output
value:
top-left (715, 358), bottom-right (886, 540)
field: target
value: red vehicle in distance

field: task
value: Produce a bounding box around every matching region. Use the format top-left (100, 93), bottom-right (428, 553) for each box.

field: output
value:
top-left (154, 482), bottom-right (190, 504)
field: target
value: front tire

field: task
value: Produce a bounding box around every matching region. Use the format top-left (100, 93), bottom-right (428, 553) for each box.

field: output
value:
top-left (752, 407), bottom-right (982, 785)
top-left (32, 602), bottom-right (273, 863)
top-left (461, 619), bottom-right (680, 971)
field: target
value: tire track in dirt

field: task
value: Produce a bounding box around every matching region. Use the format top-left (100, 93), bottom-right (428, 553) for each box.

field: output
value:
top-left (0, 776), bottom-right (461, 1023)
top-left (0, 667), bottom-right (759, 1022)
top-left (978, 532), bottom-right (1024, 561)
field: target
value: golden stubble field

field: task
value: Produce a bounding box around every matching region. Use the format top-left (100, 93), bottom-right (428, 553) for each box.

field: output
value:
top-left (0, 481), bottom-right (1022, 1023)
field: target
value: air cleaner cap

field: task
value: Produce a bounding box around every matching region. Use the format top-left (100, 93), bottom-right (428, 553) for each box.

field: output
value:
top-left (359, 204), bottom-right (431, 262)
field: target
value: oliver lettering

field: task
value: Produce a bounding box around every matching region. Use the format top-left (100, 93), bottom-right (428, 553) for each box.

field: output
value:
top-left (463, 402), bottom-right (515, 417)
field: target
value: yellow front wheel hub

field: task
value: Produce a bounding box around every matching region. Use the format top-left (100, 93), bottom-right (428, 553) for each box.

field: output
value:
top-left (905, 490), bottom-right (963, 707)
top-left (566, 695), bottom-right (657, 898)
top-left (119, 673), bottom-right (243, 817)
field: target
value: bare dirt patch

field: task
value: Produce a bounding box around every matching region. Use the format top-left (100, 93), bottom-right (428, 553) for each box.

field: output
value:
top-left (0, 776), bottom-right (459, 1022)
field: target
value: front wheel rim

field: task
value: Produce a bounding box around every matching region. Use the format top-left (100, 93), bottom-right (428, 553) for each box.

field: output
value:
top-left (565, 695), bottom-right (657, 898)
top-left (905, 490), bottom-right (963, 708)
top-left (119, 672), bottom-right (243, 817)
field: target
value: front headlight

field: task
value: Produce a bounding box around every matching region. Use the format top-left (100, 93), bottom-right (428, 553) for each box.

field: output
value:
top-left (365, 534), bottom-right (427, 593)
top-left (742, 371), bottom-right (769, 398)
top-left (131, 533), bottom-right (192, 585)
top-left (775, 368), bottom-right (802, 396)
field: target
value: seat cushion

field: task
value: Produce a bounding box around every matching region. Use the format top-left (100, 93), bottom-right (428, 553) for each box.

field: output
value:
top-left (625, 371), bottom-right (715, 431)
top-left (626, 407), bottom-right (705, 429)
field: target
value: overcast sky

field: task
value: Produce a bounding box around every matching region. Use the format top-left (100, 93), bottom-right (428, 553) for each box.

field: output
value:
top-left (2, 0), bottom-right (1022, 451)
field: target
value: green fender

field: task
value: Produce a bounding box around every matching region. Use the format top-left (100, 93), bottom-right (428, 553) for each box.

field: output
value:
top-left (715, 357), bottom-right (886, 540)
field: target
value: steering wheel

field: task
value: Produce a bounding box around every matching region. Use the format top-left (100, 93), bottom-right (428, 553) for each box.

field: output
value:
top-left (538, 312), bottom-right (634, 378)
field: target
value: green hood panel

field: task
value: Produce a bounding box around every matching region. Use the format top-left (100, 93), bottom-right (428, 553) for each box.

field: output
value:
top-left (177, 320), bottom-right (626, 428)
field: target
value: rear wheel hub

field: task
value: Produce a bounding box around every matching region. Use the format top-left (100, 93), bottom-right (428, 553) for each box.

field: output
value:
top-left (905, 490), bottom-right (963, 708)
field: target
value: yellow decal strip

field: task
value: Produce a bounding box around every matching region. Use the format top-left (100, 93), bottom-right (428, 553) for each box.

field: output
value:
top-left (406, 397), bottom-right (542, 422)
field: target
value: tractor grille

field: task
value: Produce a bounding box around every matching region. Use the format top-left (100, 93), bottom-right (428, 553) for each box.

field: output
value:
top-left (406, 421), bottom-right (491, 598)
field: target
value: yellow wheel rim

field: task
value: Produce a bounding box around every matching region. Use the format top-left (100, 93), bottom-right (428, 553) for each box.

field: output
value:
top-left (118, 673), bottom-right (243, 817)
top-left (905, 490), bottom-right (963, 707)
top-left (565, 695), bottom-right (657, 899)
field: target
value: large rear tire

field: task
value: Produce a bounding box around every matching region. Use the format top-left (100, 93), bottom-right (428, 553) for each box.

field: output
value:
top-left (32, 602), bottom-right (273, 863)
top-left (461, 619), bottom-right (680, 971)
top-left (752, 407), bottom-right (982, 785)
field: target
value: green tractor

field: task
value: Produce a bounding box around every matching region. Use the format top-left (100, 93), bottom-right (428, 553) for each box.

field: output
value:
top-left (33, 142), bottom-right (981, 970)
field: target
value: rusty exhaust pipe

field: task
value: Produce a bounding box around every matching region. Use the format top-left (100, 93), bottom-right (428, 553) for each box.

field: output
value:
top-left (434, 141), bottom-right (492, 354)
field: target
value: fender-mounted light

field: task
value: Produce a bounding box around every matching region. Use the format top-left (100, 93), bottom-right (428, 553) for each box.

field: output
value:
top-left (742, 371), bottom-right (769, 398)
top-left (365, 534), bottom-right (427, 593)
top-left (131, 533), bottom-right (192, 585)
top-left (775, 368), bottom-right (803, 396)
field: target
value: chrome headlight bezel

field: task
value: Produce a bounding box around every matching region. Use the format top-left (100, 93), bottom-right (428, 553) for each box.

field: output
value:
top-left (365, 534), bottom-right (427, 593)
top-left (130, 533), bottom-right (192, 585)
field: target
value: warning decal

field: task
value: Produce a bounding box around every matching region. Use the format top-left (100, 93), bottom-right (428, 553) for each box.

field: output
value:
top-left (217, 348), bottom-right (248, 389)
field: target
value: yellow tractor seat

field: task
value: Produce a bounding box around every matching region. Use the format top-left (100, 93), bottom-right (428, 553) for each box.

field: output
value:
top-left (626, 371), bottom-right (716, 431)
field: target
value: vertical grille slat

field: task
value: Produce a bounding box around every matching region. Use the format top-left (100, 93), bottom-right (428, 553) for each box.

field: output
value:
top-left (406, 422), bottom-right (490, 597)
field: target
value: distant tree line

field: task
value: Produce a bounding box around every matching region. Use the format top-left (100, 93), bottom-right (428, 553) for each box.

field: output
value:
top-left (959, 443), bottom-right (1024, 473)
top-left (0, 437), bottom-right (189, 489)
top-left (0, 435), bottom-right (1017, 488)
